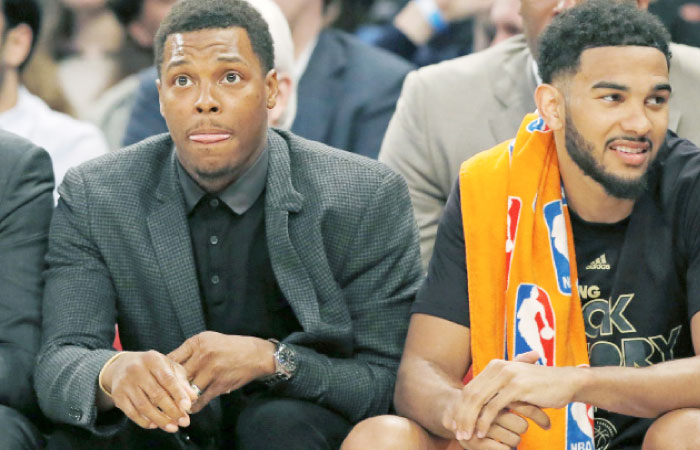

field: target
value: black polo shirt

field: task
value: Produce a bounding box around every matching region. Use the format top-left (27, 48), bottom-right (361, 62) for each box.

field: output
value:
top-left (176, 147), bottom-right (301, 339)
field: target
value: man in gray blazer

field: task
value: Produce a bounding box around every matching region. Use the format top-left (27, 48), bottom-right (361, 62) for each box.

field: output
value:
top-left (379, 0), bottom-right (700, 268)
top-left (35, 1), bottom-right (422, 449)
top-left (0, 130), bottom-right (54, 449)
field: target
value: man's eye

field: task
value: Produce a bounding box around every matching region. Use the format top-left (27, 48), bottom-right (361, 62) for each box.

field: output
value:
top-left (602, 93), bottom-right (621, 102)
top-left (224, 73), bottom-right (240, 84)
top-left (176, 76), bottom-right (191, 86)
top-left (647, 96), bottom-right (667, 106)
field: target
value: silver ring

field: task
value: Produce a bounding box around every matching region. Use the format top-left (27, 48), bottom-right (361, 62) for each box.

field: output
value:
top-left (190, 383), bottom-right (202, 397)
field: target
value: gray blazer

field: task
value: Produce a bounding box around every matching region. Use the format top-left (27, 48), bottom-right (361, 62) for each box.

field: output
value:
top-left (0, 130), bottom-right (54, 415)
top-left (379, 34), bottom-right (700, 268)
top-left (36, 129), bottom-right (422, 436)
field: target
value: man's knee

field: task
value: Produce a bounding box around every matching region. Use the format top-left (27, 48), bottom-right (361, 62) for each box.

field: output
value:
top-left (0, 405), bottom-right (44, 450)
top-left (341, 415), bottom-right (431, 450)
top-left (235, 397), bottom-right (350, 450)
top-left (642, 408), bottom-right (700, 450)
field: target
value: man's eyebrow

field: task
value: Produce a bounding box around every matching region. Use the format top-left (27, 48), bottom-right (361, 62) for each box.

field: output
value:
top-left (653, 83), bottom-right (672, 93)
top-left (217, 55), bottom-right (244, 63)
top-left (592, 81), bottom-right (629, 91)
top-left (165, 58), bottom-right (189, 70)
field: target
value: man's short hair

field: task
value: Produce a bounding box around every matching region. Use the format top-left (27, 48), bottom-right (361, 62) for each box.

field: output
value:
top-left (537, 0), bottom-right (671, 84)
top-left (1, 0), bottom-right (41, 70)
top-left (107, 0), bottom-right (144, 27)
top-left (154, 0), bottom-right (274, 77)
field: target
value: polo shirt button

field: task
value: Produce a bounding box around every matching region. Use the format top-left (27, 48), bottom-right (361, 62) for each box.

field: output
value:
top-left (210, 198), bottom-right (220, 208)
top-left (211, 275), bottom-right (220, 285)
top-left (210, 235), bottom-right (218, 245)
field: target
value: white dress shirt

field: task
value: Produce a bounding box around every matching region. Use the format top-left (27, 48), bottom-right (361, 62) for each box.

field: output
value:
top-left (0, 86), bottom-right (109, 200)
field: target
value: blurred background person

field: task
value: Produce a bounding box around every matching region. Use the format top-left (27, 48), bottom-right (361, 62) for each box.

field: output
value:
top-left (38, 0), bottom-right (156, 119)
top-left (356, 0), bottom-right (492, 66)
top-left (123, 0), bottom-right (413, 159)
top-left (91, 0), bottom-right (176, 150)
top-left (0, 0), bottom-right (108, 199)
top-left (650, 0), bottom-right (700, 47)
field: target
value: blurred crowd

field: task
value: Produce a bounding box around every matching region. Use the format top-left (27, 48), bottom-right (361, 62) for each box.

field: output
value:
top-left (7, 0), bottom-right (698, 161)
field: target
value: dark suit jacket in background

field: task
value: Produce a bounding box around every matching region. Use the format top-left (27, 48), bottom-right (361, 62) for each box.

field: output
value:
top-left (36, 129), bottom-right (423, 437)
top-left (122, 29), bottom-right (414, 159)
top-left (0, 130), bottom-right (54, 416)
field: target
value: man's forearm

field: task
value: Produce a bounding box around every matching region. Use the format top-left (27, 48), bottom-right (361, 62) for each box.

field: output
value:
top-left (576, 356), bottom-right (700, 418)
top-left (394, 355), bottom-right (463, 439)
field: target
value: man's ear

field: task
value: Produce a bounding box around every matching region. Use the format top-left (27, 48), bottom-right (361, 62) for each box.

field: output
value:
top-left (156, 78), bottom-right (165, 117)
top-left (636, 0), bottom-right (650, 11)
top-left (2, 23), bottom-right (33, 69)
top-left (535, 83), bottom-right (565, 131)
top-left (265, 69), bottom-right (279, 110)
top-left (269, 72), bottom-right (292, 127)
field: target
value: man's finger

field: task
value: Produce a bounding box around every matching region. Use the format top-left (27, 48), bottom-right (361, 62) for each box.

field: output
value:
top-left (147, 356), bottom-right (193, 413)
top-left (509, 401), bottom-right (551, 430)
top-left (168, 338), bottom-right (194, 365)
top-left (114, 394), bottom-right (155, 430)
top-left (189, 375), bottom-right (216, 414)
top-left (485, 422), bottom-right (522, 448)
top-left (493, 410), bottom-right (528, 435)
top-left (513, 351), bottom-right (540, 364)
top-left (173, 361), bottom-right (198, 404)
top-left (130, 388), bottom-right (179, 433)
top-left (475, 390), bottom-right (515, 439)
top-left (457, 435), bottom-right (510, 450)
top-left (141, 375), bottom-right (189, 426)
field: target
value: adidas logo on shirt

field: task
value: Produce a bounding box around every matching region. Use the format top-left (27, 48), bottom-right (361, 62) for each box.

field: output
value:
top-left (586, 254), bottom-right (611, 270)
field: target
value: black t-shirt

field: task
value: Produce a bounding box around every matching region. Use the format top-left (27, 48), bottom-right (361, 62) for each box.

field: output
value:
top-left (413, 133), bottom-right (700, 450)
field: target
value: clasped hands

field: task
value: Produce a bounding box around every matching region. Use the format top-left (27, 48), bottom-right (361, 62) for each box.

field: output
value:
top-left (99, 331), bottom-right (276, 433)
top-left (443, 351), bottom-right (581, 449)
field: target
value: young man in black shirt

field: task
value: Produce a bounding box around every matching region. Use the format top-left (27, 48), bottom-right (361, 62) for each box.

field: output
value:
top-left (343, 1), bottom-right (700, 450)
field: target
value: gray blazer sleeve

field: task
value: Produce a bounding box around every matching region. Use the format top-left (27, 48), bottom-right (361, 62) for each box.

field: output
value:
top-left (35, 167), bottom-right (124, 436)
top-left (275, 170), bottom-right (422, 423)
top-left (0, 141), bottom-right (53, 414)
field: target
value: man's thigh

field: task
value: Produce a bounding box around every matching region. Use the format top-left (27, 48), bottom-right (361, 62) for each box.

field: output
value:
top-left (642, 408), bottom-right (700, 450)
top-left (232, 396), bottom-right (352, 450)
top-left (341, 415), bottom-right (459, 450)
top-left (0, 405), bottom-right (45, 450)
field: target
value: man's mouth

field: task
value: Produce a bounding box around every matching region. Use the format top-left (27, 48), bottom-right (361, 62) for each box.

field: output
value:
top-left (607, 138), bottom-right (652, 165)
top-left (188, 131), bottom-right (231, 144)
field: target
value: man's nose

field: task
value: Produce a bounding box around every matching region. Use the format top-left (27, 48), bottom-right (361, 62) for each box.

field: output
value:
top-left (621, 104), bottom-right (653, 136)
top-left (194, 83), bottom-right (220, 113)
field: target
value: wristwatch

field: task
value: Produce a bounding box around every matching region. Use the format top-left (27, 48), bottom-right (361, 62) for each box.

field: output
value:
top-left (261, 338), bottom-right (297, 386)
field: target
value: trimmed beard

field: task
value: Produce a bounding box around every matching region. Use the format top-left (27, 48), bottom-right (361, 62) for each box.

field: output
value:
top-left (564, 115), bottom-right (651, 200)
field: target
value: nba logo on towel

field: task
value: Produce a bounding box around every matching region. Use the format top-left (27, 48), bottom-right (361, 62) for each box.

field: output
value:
top-left (543, 200), bottom-right (572, 295)
top-left (526, 116), bottom-right (550, 133)
top-left (514, 284), bottom-right (555, 366)
top-left (505, 196), bottom-right (522, 288)
top-left (566, 402), bottom-right (595, 450)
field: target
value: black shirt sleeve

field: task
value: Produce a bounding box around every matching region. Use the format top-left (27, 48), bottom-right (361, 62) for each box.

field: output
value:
top-left (412, 178), bottom-right (470, 327)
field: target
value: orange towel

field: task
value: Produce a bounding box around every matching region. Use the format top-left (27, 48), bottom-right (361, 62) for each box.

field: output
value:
top-left (459, 113), bottom-right (595, 449)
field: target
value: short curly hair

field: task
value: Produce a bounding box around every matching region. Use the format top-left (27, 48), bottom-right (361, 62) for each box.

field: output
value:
top-left (538, 0), bottom-right (671, 84)
top-left (154, 0), bottom-right (274, 78)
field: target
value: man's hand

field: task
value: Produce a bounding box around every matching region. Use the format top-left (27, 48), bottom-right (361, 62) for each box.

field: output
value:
top-left (100, 351), bottom-right (197, 433)
top-left (446, 403), bottom-right (549, 449)
top-left (452, 351), bottom-right (583, 442)
top-left (168, 331), bottom-right (276, 413)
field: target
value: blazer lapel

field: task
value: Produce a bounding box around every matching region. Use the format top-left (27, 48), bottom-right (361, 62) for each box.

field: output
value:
top-left (292, 30), bottom-right (346, 145)
top-left (264, 132), bottom-right (321, 336)
top-left (488, 37), bottom-right (538, 143)
top-left (147, 151), bottom-right (206, 339)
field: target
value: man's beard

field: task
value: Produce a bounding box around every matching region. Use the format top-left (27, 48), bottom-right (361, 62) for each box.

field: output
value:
top-left (564, 116), bottom-right (651, 200)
